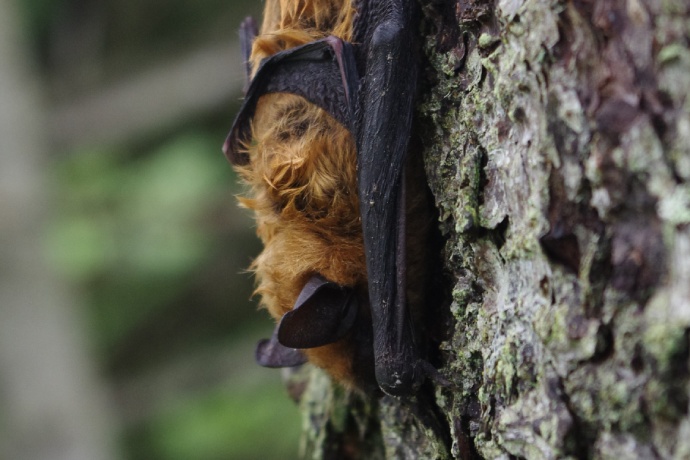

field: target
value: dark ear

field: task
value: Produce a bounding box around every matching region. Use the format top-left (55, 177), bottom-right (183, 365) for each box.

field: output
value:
top-left (223, 37), bottom-right (359, 165)
top-left (255, 327), bottom-right (308, 368)
top-left (277, 274), bottom-right (358, 349)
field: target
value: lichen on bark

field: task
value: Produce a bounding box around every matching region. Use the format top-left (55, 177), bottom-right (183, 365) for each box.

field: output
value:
top-left (419, 0), bottom-right (690, 458)
top-left (293, 0), bottom-right (690, 458)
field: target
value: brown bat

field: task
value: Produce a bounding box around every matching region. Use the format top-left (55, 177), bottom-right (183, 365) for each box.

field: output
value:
top-left (223, 0), bottom-right (433, 396)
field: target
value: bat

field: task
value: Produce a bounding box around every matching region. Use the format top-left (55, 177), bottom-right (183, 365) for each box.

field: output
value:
top-left (223, 0), bottom-right (432, 396)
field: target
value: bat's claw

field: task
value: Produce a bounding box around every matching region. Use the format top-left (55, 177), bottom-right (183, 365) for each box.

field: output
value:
top-left (417, 360), bottom-right (452, 389)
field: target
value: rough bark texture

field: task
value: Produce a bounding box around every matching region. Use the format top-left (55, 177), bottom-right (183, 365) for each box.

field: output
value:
top-left (293, 0), bottom-right (690, 458)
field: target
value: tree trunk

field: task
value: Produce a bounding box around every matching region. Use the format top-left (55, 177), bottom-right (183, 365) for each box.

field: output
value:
top-left (293, 0), bottom-right (690, 458)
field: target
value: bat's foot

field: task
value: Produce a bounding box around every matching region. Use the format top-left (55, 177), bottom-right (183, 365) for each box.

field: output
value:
top-left (418, 359), bottom-right (452, 389)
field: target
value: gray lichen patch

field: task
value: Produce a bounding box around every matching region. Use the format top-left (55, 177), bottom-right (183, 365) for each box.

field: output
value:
top-left (299, 368), bottom-right (384, 460)
top-left (296, 0), bottom-right (690, 457)
top-left (418, 0), bottom-right (690, 458)
top-left (379, 397), bottom-right (450, 459)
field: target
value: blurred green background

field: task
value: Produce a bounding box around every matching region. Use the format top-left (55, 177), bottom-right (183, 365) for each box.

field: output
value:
top-left (9, 0), bottom-right (302, 458)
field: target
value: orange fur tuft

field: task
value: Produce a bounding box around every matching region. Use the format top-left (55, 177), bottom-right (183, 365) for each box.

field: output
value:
top-left (251, 0), bottom-right (355, 75)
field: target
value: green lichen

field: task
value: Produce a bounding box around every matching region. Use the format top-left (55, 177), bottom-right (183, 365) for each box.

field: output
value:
top-left (659, 44), bottom-right (686, 65)
top-left (478, 33), bottom-right (500, 49)
top-left (658, 186), bottom-right (690, 225)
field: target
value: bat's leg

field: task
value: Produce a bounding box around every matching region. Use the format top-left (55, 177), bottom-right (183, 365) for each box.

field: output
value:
top-left (356, 0), bottom-right (421, 396)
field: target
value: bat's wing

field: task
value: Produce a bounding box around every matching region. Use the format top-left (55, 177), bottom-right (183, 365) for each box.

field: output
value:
top-left (355, 1), bottom-right (423, 396)
top-left (223, 37), bottom-right (359, 165)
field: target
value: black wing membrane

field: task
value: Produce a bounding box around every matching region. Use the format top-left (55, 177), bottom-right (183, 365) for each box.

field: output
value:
top-left (355, 0), bottom-right (422, 396)
top-left (223, 37), bottom-right (359, 165)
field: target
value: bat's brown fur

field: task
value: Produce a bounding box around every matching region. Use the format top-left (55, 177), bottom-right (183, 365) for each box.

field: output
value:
top-left (235, 0), bottom-right (430, 389)
top-left (236, 0), bottom-right (364, 386)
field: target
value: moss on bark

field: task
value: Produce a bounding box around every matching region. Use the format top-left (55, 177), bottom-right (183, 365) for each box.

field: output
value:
top-left (295, 0), bottom-right (690, 458)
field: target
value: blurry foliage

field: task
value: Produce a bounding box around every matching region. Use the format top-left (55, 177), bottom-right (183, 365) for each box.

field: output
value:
top-left (48, 132), bottom-right (238, 354)
top-left (18, 0), bottom-right (303, 458)
top-left (126, 379), bottom-right (301, 460)
top-left (46, 122), bottom-right (301, 460)
top-left (17, 0), bottom-right (65, 41)
top-left (18, 0), bottom-right (262, 76)
top-left (51, 134), bottom-right (224, 280)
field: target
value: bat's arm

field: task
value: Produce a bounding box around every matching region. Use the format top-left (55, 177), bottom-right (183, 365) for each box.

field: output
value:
top-left (357, 1), bottom-right (422, 396)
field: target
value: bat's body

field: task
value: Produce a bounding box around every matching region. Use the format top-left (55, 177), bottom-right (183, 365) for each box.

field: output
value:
top-left (225, 0), bottom-right (429, 396)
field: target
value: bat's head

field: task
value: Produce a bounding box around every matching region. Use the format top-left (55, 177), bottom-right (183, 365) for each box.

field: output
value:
top-left (232, 91), bottom-right (377, 391)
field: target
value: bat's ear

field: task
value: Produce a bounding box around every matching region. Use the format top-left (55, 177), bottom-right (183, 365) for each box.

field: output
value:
top-left (277, 274), bottom-right (358, 349)
top-left (255, 327), bottom-right (308, 368)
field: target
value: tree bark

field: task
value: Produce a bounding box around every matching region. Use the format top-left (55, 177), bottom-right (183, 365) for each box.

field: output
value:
top-left (294, 0), bottom-right (690, 458)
